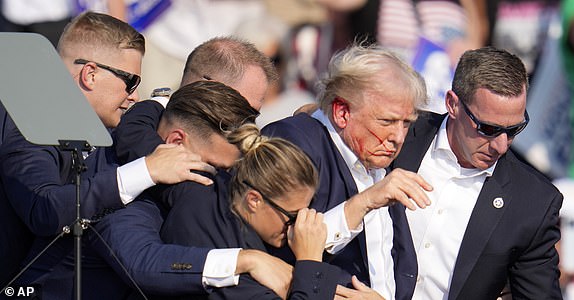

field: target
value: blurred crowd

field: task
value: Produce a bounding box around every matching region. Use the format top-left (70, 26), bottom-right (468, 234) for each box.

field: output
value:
top-left (2, 0), bottom-right (574, 297)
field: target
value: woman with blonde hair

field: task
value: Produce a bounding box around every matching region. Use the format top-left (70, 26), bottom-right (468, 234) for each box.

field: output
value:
top-left (160, 123), bottom-right (340, 300)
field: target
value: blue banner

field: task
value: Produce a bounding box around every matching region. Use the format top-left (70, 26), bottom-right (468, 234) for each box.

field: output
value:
top-left (73, 0), bottom-right (171, 32)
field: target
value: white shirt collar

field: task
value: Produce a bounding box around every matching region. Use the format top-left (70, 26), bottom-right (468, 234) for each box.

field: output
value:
top-left (311, 109), bottom-right (386, 179)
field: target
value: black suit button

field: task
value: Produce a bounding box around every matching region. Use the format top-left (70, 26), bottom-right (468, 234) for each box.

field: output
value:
top-left (184, 263), bottom-right (192, 270)
top-left (315, 272), bottom-right (322, 278)
top-left (313, 286), bottom-right (319, 293)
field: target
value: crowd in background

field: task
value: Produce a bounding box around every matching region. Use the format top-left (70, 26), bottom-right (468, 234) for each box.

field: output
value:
top-left (1, 0), bottom-right (574, 298)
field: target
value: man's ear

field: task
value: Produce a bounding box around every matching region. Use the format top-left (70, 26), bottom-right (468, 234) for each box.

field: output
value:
top-left (331, 97), bottom-right (351, 129)
top-left (445, 90), bottom-right (459, 119)
top-left (77, 62), bottom-right (97, 92)
top-left (164, 129), bottom-right (186, 145)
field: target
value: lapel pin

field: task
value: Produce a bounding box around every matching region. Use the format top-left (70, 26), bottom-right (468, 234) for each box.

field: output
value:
top-left (492, 197), bottom-right (504, 209)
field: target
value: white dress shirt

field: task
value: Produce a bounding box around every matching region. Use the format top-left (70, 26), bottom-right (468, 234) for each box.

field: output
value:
top-left (407, 117), bottom-right (495, 299)
top-left (313, 110), bottom-right (396, 299)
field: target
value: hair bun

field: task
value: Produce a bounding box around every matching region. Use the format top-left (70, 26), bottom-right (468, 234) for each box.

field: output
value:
top-left (227, 123), bottom-right (268, 155)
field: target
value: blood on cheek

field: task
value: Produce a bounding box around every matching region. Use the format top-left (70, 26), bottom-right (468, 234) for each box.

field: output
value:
top-left (365, 128), bottom-right (385, 155)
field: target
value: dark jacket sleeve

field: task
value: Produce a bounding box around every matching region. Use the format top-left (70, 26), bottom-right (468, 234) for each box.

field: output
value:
top-left (89, 199), bottom-right (211, 296)
top-left (209, 260), bottom-right (340, 300)
top-left (0, 127), bottom-right (121, 236)
top-left (509, 192), bottom-right (563, 299)
top-left (114, 100), bottom-right (165, 164)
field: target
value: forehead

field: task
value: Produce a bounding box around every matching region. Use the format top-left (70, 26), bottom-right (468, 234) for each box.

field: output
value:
top-left (95, 48), bottom-right (142, 75)
top-left (356, 88), bottom-right (416, 119)
top-left (470, 88), bottom-right (526, 126)
top-left (229, 65), bottom-right (268, 110)
top-left (280, 185), bottom-right (315, 212)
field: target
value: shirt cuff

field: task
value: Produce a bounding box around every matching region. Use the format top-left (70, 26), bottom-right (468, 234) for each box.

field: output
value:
top-left (202, 248), bottom-right (241, 288)
top-left (324, 201), bottom-right (363, 254)
top-left (146, 96), bottom-right (169, 108)
top-left (117, 157), bottom-right (155, 205)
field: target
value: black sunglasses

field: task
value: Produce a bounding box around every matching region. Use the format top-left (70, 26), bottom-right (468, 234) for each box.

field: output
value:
top-left (243, 180), bottom-right (297, 227)
top-left (460, 101), bottom-right (529, 138)
top-left (74, 59), bottom-right (141, 95)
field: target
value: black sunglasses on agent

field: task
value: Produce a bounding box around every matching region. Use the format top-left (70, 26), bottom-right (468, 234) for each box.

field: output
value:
top-left (460, 100), bottom-right (529, 138)
top-left (243, 180), bottom-right (297, 227)
top-left (74, 59), bottom-right (141, 95)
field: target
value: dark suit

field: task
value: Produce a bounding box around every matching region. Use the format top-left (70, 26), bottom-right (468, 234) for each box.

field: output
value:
top-left (0, 101), bottom-right (32, 287)
top-left (86, 195), bottom-right (210, 297)
top-left (4, 188), bottom-right (210, 300)
top-left (391, 112), bottom-right (562, 300)
top-left (262, 113), bottom-right (418, 300)
top-left (0, 117), bottom-right (122, 290)
top-left (161, 170), bottom-right (340, 300)
top-left (114, 100), bottom-right (164, 164)
top-left (0, 108), bottom-right (210, 298)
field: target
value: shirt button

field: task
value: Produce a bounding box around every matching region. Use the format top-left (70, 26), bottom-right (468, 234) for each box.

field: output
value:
top-left (334, 232), bottom-right (342, 240)
top-left (437, 209), bottom-right (444, 215)
top-left (424, 242), bottom-right (431, 249)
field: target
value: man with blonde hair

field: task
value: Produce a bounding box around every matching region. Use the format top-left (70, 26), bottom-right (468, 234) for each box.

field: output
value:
top-left (263, 43), bottom-right (432, 299)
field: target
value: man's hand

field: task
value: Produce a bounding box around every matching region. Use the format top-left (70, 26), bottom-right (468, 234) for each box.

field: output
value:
top-left (335, 276), bottom-right (385, 300)
top-left (288, 208), bottom-right (327, 261)
top-left (345, 168), bottom-right (432, 229)
top-left (236, 249), bottom-right (293, 299)
top-left (145, 144), bottom-right (216, 185)
top-left (361, 168), bottom-right (432, 210)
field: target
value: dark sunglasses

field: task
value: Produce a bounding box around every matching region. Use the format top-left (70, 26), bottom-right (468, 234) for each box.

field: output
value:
top-left (74, 59), bottom-right (141, 95)
top-left (460, 101), bottom-right (529, 138)
top-left (243, 180), bottom-right (297, 227)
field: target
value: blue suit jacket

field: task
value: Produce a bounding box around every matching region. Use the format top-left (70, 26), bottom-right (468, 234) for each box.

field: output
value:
top-left (262, 113), bottom-right (418, 300)
top-left (0, 117), bottom-right (122, 290)
top-left (391, 112), bottom-right (562, 300)
top-left (87, 194), bottom-right (211, 297)
top-left (1, 102), bottom-right (211, 298)
top-left (0, 101), bottom-right (32, 287)
top-left (160, 170), bottom-right (340, 300)
top-left (114, 100), bottom-right (164, 164)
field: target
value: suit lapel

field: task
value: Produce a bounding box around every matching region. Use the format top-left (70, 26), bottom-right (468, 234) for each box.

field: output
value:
top-left (448, 155), bottom-right (512, 300)
top-left (392, 112), bottom-right (444, 173)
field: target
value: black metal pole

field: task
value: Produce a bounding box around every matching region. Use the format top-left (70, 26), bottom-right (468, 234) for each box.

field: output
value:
top-left (73, 150), bottom-right (82, 300)
top-left (63, 141), bottom-right (89, 300)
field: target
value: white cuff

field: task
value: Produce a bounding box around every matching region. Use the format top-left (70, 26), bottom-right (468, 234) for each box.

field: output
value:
top-left (202, 248), bottom-right (241, 288)
top-left (324, 201), bottom-right (363, 254)
top-left (146, 96), bottom-right (169, 108)
top-left (117, 157), bottom-right (155, 205)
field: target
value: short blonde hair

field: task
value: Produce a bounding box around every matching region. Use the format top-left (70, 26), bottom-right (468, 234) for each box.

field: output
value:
top-left (58, 11), bottom-right (145, 59)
